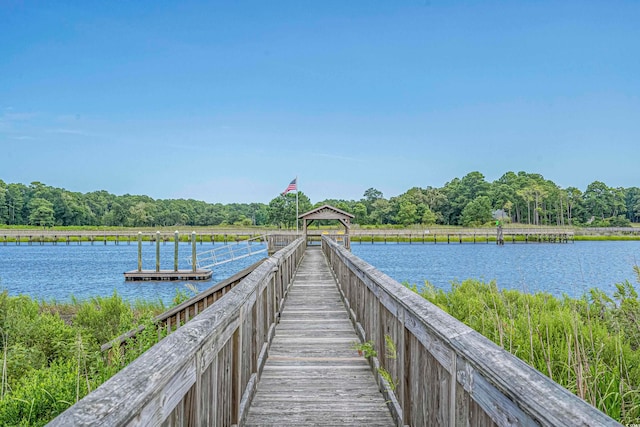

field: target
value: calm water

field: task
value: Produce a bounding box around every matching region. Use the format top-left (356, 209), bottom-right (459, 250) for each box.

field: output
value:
top-left (352, 241), bottom-right (640, 297)
top-left (1, 241), bottom-right (639, 304)
top-left (0, 241), bottom-right (267, 305)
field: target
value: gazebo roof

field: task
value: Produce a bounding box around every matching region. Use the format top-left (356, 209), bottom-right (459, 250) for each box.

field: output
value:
top-left (299, 204), bottom-right (353, 247)
top-left (298, 204), bottom-right (355, 220)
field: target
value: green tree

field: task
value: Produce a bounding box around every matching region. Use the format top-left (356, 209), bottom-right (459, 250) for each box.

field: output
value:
top-left (625, 187), bottom-right (640, 223)
top-left (363, 188), bottom-right (383, 205)
top-left (423, 187), bottom-right (447, 224)
top-left (6, 183), bottom-right (26, 224)
top-left (369, 198), bottom-right (392, 225)
top-left (565, 187), bottom-right (583, 225)
top-left (442, 172), bottom-right (490, 225)
top-left (267, 196), bottom-right (286, 228)
top-left (28, 198), bottom-right (55, 227)
top-left (583, 181), bottom-right (615, 221)
top-left (460, 171), bottom-right (490, 201)
top-left (420, 205), bottom-right (437, 225)
top-left (267, 192), bottom-right (312, 229)
top-left (460, 196), bottom-right (493, 226)
top-left (396, 200), bottom-right (418, 226)
top-left (0, 180), bottom-right (7, 224)
top-left (489, 182), bottom-right (517, 221)
top-left (352, 202), bottom-right (367, 225)
top-left (55, 192), bottom-right (89, 226)
top-left (128, 202), bottom-right (155, 227)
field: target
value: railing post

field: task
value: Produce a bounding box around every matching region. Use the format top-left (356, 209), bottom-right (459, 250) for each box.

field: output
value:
top-left (155, 231), bottom-right (160, 273)
top-left (47, 238), bottom-right (307, 427)
top-left (174, 230), bottom-right (179, 272)
top-left (137, 232), bottom-right (142, 272)
top-left (192, 231), bottom-right (197, 272)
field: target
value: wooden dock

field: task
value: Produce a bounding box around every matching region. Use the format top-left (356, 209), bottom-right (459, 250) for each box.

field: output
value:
top-left (244, 247), bottom-right (395, 426)
top-left (51, 236), bottom-right (620, 427)
top-left (123, 269), bottom-right (212, 281)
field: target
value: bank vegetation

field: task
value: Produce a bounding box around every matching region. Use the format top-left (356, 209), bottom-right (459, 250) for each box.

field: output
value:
top-left (2, 170), bottom-right (639, 230)
top-left (408, 265), bottom-right (640, 424)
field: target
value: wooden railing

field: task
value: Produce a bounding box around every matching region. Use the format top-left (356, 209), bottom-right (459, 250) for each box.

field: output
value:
top-left (49, 237), bottom-right (305, 426)
top-left (321, 236), bottom-right (621, 427)
top-left (0, 230), bottom-right (272, 245)
top-left (101, 259), bottom-right (267, 353)
top-left (267, 233), bottom-right (300, 254)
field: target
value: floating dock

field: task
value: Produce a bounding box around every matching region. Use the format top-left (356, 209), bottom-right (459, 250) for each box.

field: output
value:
top-left (122, 232), bottom-right (267, 281)
top-left (124, 231), bottom-right (214, 281)
top-left (123, 269), bottom-right (212, 281)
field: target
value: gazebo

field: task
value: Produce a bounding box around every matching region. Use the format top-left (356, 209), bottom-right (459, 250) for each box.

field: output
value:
top-left (298, 204), bottom-right (355, 250)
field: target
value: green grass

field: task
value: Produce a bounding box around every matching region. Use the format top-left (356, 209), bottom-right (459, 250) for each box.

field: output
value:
top-left (405, 265), bottom-right (640, 423)
top-left (574, 235), bottom-right (640, 241)
top-left (0, 291), bottom-right (171, 426)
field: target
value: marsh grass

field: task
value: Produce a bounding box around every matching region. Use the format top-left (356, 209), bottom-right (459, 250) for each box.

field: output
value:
top-left (406, 266), bottom-right (640, 423)
top-left (0, 290), bottom-right (171, 426)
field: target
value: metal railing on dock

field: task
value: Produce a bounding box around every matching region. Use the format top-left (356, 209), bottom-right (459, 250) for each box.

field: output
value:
top-left (189, 235), bottom-right (268, 270)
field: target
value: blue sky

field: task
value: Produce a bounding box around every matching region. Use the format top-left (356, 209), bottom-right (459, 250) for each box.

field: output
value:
top-left (1, 1), bottom-right (638, 204)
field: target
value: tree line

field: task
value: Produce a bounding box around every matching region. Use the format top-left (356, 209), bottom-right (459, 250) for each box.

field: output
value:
top-left (1, 171), bottom-right (638, 229)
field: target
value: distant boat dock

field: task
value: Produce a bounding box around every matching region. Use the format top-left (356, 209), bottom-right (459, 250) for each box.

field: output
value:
top-left (4, 226), bottom-right (640, 249)
top-left (122, 232), bottom-right (268, 281)
top-left (304, 227), bottom-right (579, 245)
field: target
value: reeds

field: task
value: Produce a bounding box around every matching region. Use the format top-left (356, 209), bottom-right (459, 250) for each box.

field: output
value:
top-left (0, 290), bottom-right (167, 425)
top-left (407, 266), bottom-right (640, 423)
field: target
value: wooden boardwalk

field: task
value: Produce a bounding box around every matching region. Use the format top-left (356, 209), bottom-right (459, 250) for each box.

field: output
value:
top-left (245, 247), bottom-right (395, 426)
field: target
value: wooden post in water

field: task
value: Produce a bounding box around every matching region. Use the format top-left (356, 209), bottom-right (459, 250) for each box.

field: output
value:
top-left (137, 232), bottom-right (142, 272)
top-left (174, 231), bottom-right (179, 272)
top-left (155, 231), bottom-right (160, 273)
top-left (496, 223), bottom-right (504, 245)
top-left (191, 231), bottom-right (197, 272)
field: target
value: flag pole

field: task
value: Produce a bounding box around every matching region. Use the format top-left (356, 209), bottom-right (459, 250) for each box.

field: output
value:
top-left (296, 176), bottom-right (299, 234)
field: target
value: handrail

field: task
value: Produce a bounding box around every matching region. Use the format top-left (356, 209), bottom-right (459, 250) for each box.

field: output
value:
top-left (101, 258), bottom-right (267, 353)
top-left (190, 235), bottom-right (268, 270)
top-left (321, 236), bottom-right (620, 427)
top-left (339, 228), bottom-right (576, 235)
top-left (49, 237), bottom-right (306, 426)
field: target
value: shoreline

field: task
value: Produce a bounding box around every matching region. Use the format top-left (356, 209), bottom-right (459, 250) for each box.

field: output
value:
top-left (0, 226), bottom-right (639, 242)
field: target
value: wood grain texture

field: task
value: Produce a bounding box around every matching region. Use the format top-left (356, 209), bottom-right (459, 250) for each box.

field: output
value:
top-left (102, 260), bottom-right (265, 353)
top-left (244, 247), bottom-right (395, 426)
top-left (48, 238), bottom-right (305, 427)
top-left (322, 237), bottom-right (622, 427)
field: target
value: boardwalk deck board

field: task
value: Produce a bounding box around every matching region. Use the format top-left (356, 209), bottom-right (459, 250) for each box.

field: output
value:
top-left (244, 247), bottom-right (395, 426)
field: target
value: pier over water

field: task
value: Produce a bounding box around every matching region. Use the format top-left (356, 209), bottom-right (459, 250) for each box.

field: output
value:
top-left (47, 207), bottom-right (620, 426)
top-left (244, 247), bottom-right (394, 426)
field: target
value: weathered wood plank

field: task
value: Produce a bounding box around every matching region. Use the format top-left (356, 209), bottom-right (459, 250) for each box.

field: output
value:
top-left (322, 237), bottom-right (622, 427)
top-left (102, 259), bottom-right (265, 353)
top-left (244, 247), bottom-right (395, 426)
top-left (49, 238), bottom-right (305, 427)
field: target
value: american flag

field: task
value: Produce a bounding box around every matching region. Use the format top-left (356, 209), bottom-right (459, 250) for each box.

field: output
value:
top-left (282, 178), bottom-right (297, 195)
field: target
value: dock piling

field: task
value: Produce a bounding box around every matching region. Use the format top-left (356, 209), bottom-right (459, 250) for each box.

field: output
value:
top-left (191, 231), bottom-right (197, 272)
top-left (137, 232), bottom-right (142, 272)
top-left (156, 231), bottom-right (160, 273)
top-left (174, 231), bottom-right (179, 272)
